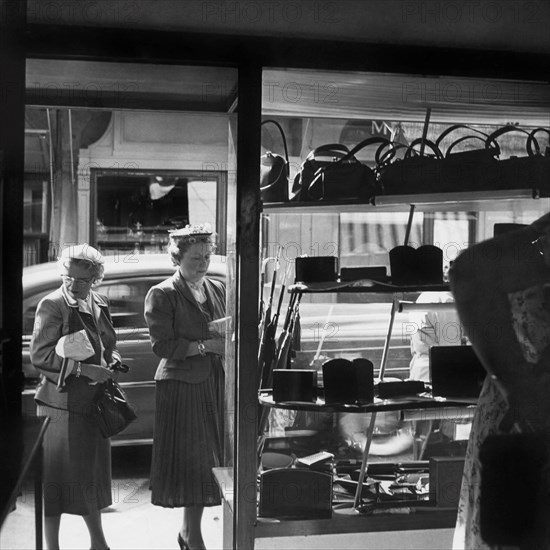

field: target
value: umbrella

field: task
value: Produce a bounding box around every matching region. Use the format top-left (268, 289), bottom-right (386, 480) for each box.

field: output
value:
top-left (258, 289), bottom-right (302, 440)
top-left (258, 249), bottom-right (280, 373)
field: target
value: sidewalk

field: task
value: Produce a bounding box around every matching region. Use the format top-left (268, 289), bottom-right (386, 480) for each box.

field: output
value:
top-left (0, 477), bottom-right (224, 550)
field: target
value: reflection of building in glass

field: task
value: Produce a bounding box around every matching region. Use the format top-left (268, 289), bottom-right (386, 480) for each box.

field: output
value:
top-left (96, 175), bottom-right (190, 255)
top-left (94, 174), bottom-right (221, 256)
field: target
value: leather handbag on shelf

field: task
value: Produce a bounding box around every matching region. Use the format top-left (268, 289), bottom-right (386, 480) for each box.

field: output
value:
top-left (483, 125), bottom-right (550, 194)
top-left (290, 137), bottom-right (389, 202)
top-left (377, 137), bottom-right (444, 195)
top-left (94, 379), bottom-right (138, 438)
top-left (260, 119), bottom-right (290, 203)
top-left (435, 124), bottom-right (499, 192)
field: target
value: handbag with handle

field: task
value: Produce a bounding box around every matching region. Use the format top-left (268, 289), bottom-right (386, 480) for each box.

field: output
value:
top-left (94, 378), bottom-right (137, 438)
top-left (291, 137), bottom-right (389, 202)
top-left (378, 137), bottom-right (444, 195)
top-left (436, 124), bottom-right (499, 192)
top-left (483, 125), bottom-right (550, 194)
top-left (379, 124), bottom-right (549, 195)
top-left (260, 119), bottom-right (290, 203)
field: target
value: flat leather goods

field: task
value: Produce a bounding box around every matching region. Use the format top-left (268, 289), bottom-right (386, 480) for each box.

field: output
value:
top-left (429, 345), bottom-right (486, 399)
top-left (339, 266), bottom-right (387, 282)
top-left (295, 256), bottom-right (338, 283)
top-left (259, 467), bottom-right (333, 519)
top-left (272, 369), bottom-right (317, 403)
top-left (291, 137), bottom-right (389, 202)
top-left (94, 379), bottom-right (137, 438)
top-left (375, 380), bottom-right (426, 399)
top-left (389, 244), bottom-right (443, 285)
top-left (260, 119), bottom-right (290, 203)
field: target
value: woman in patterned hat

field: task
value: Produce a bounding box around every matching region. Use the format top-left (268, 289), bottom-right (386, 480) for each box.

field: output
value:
top-left (144, 224), bottom-right (227, 550)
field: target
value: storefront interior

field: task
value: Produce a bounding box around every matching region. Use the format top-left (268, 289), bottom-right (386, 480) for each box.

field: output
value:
top-left (1, 4), bottom-right (550, 549)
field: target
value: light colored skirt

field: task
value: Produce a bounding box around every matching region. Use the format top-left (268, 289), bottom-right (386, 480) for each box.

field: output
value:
top-left (37, 404), bottom-right (112, 517)
top-left (150, 361), bottom-right (224, 508)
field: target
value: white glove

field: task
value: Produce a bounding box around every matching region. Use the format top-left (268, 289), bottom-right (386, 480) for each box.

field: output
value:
top-left (55, 329), bottom-right (95, 361)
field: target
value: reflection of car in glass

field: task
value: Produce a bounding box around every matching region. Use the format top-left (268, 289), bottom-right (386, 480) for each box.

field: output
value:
top-left (22, 253), bottom-right (226, 446)
top-left (23, 254), bottom-right (417, 446)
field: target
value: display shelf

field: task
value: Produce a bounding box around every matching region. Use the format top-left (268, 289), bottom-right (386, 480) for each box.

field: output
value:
top-left (289, 281), bottom-right (450, 293)
top-left (262, 188), bottom-right (538, 214)
top-left (260, 278), bottom-right (475, 513)
top-left (259, 389), bottom-right (476, 510)
top-left (259, 390), bottom-right (477, 413)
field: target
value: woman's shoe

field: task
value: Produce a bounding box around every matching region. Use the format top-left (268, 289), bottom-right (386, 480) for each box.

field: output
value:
top-left (177, 533), bottom-right (190, 550)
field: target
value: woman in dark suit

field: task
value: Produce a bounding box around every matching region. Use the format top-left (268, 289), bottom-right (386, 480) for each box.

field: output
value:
top-left (144, 224), bottom-right (226, 550)
top-left (31, 244), bottom-right (121, 550)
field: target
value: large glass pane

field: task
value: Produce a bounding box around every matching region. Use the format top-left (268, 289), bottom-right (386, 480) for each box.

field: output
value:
top-left (258, 66), bottom-right (550, 517)
top-left (19, 59), bottom-right (237, 550)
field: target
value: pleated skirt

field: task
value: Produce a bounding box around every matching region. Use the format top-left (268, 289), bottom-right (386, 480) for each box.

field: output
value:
top-left (37, 404), bottom-right (112, 517)
top-left (150, 360), bottom-right (224, 508)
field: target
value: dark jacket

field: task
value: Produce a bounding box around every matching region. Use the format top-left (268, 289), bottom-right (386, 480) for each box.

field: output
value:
top-left (144, 269), bottom-right (226, 384)
top-left (31, 286), bottom-right (119, 414)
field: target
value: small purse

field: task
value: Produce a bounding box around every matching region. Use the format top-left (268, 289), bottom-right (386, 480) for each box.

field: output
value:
top-left (94, 379), bottom-right (137, 438)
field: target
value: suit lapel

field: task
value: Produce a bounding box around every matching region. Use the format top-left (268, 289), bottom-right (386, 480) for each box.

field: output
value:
top-left (172, 269), bottom-right (203, 312)
top-left (203, 279), bottom-right (222, 317)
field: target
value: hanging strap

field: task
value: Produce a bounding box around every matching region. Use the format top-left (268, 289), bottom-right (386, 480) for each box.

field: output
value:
top-left (435, 124), bottom-right (490, 151)
top-left (445, 134), bottom-right (498, 157)
top-left (340, 136), bottom-right (391, 162)
top-left (404, 137), bottom-right (443, 159)
top-left (375, 142), bottom-right (410, 166)
top-left (485, 124), bottom-right (532, 155)
top-left (527, 127), bottom-right (550, 156)
top-left (261, 119), bottom-right (290, 167)
top-left (74, 308), bottom-right (103, 365)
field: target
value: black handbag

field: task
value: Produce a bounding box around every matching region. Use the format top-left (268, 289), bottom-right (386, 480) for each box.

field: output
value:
top-left (479, 432), bottom-right (548, 547)
top-left (434, 124), bottom-right (499, 192)
top-left (94, 379), bottom-right (137, 438)
top-left (260, 119), bottom-right (290, 203)
top-left (378, 137), bottom-right (444, 195)
top-left (483, 125), bottom-right (550, 194)
top-left (291, 137), bottom-right (389, 202)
